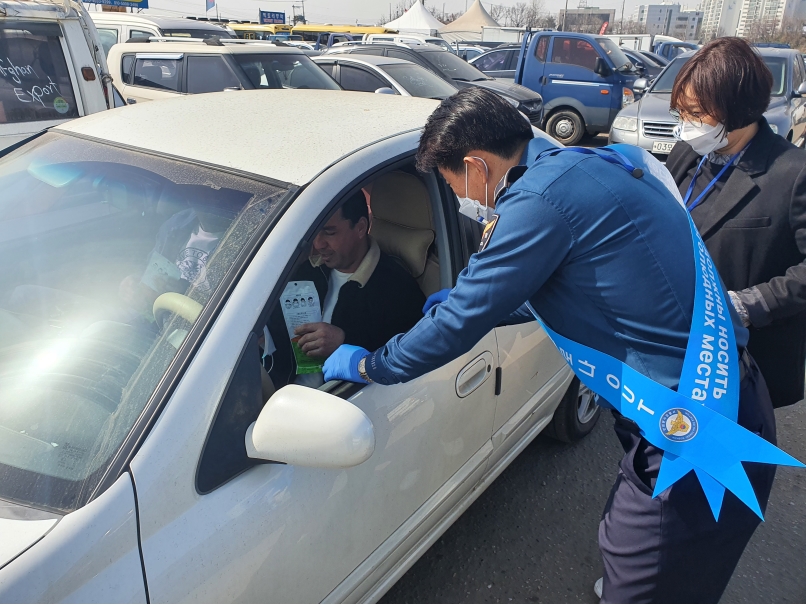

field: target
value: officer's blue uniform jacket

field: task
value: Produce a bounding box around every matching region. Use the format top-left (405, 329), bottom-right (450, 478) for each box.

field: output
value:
top-left (364, 136), bottom-right (748, 389)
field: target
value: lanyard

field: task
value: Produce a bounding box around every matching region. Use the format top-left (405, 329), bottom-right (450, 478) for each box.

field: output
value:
top-left (683, 148), bottom-right (745, 212)
top-left (527, 144), bottom-right (802, 519)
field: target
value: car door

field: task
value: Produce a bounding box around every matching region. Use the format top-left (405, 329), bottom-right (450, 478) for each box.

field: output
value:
top-left (119, 52), bottom-right (183, 103)
top-left (543, 36), bottom-right (612, 130)
top-left (518, 34), bottom-right (549, 98)
top-left (130, 140), bottom-right (499, 603)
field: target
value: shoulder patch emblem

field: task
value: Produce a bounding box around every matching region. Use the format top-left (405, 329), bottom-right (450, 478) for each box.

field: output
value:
top-left (479, 214), bottom-right (500, 252)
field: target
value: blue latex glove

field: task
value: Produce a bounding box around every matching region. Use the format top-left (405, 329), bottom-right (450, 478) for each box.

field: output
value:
top-left (323, 344), bottom-right (370, 383)
top-left (422, 288), bottom-right (451, 315)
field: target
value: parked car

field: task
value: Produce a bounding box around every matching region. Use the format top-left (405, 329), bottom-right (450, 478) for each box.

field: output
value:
top-left (512, 30), bottom-right (640, 144)
top-left (107, 39), bottom-right (339, 104)
top-left (90, 12), bottom-right (234, 57)
top-left (456, 44), bottom-right (488, 61)
top-left (635, 49), bottom-right (669, 66)
top-left (469, 44), bottom-right (519, 81)
top-left (0, 89), bottom-right (595, 603)
top-left (609, 47), bottom-right (806, 161)
top-left (0, 0), bottom-right (114, 151)
top-left (314, 55), bottom-right (458, 99)
top-left (653, 40), bottom-right (699, 61)
top-left (326, 43), bottom-right (544, 124)
top-left (365, 33), bottom-right (455, 53)
top-left (620, 47), bottom-right (665, 81)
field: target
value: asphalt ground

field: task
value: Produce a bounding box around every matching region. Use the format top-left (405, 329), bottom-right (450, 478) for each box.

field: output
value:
top-left (380, 134), bottom-right (806, 604)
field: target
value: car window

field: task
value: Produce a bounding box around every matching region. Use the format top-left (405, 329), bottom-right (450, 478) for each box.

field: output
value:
top-left (421, 49), bottom-right (489, 82)
top-left (387, 48), bottom-right (417, 62)
top-left (649, 56), bottom-right (689, 93)
top-left (186, 55), bottom-right (241, 93)
top-left (133, 57), bottom-right (181, 91)
top-left (550, 37), bottom-right (599, 71)
top-left (763, 57), bottom-right (786, 96)
top-left (535, 36), bottom-right (548, 62)
top-left (0, 132), bottom-right (288, 512)
top-left (792, 56), bottom-right (804, 88)
top-left (474, 50), bottom-right (507, 72)
top-left (596, 37), bottom-right (632, 72)
top-left (231, 53), bottom-right (339, 90)
top-left (112, 85), bottom-right (126, 107)
top-left (96, 28), bottom-right (118, 57)
top-left (121, 54), bottom-right (135, 84)
top-left (0, 22), bottom-right (80, 124)
top-left (383, 63), bottom-right (458, 98)
top-left (338, 64), bottom-right (388, 92)
top-left (129, 29), bottom-right (155, 40)
top-left (314, 60), bottom-right (336, 77)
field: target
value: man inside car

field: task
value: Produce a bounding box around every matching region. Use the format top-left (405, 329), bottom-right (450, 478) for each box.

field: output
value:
top-left (267, 190), bottom-right (426, 386)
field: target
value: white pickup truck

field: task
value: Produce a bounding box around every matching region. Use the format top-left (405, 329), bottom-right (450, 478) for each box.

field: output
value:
top-left (0, 0), bottom-right (114, 151)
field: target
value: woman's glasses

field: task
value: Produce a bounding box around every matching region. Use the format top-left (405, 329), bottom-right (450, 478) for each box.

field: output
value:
top-left (669, 108), bottom-right (703, 128)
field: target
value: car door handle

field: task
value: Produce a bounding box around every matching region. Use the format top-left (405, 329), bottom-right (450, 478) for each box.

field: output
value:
top-left (455, 351), bottom-right (494, 398)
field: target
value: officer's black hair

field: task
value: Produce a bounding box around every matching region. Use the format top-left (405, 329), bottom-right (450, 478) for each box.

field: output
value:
top-left (416, 87), bottom-right (534, 174)
top-left (339, 190), bottom-right (369, 227)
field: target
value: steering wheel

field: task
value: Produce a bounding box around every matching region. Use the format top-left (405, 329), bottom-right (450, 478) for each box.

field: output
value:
top-left (153, 292), bottom-right (203, 330)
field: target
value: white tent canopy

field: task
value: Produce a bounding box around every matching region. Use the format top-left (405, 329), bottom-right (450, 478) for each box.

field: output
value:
top-left (440, 0), bottom-right (500, 42)
top-left (384, 0), bottom-right (444, 35)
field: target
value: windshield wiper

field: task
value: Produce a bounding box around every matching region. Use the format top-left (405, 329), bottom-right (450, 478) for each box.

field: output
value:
top-left (472, 77), bottom-right (490, 81)
top-left (452, 77), bottom-right (470, 81)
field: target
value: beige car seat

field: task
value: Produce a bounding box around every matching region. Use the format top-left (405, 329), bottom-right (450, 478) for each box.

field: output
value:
top-left (369, 171), bottom-right (441, 297)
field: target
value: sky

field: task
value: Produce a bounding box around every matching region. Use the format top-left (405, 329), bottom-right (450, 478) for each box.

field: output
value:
top-left (131, 0), bottom-right (643, 28)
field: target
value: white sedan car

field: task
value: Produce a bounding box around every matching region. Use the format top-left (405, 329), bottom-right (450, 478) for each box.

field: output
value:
top-left (0, 90), bottom-right (598, 603)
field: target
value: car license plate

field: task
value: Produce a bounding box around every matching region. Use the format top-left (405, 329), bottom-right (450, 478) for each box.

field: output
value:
top-left (652, 141), bottom-right (676, 154)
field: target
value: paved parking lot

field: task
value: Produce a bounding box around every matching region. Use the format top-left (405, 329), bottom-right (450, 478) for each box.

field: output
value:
top-left (381, 403), bottom-right (806, 604)
top-left (382, 133), bottom-right (806, 603)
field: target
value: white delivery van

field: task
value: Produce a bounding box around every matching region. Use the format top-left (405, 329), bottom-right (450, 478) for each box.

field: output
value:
top-left (0, 0), bottom-right (113, 151)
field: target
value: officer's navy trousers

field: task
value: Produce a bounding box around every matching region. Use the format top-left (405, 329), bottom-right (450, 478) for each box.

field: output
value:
top-left (599, 352), bottom-right (777, 603)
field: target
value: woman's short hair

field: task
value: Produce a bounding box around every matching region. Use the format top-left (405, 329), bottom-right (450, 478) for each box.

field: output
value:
top-left (416, 87), bottom-right (534, 173)
top-left (670, 37), bottom-right (772, 132)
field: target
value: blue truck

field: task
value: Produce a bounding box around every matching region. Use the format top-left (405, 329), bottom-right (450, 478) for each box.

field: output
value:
top-left (513, 30), bottom-right (640, 145)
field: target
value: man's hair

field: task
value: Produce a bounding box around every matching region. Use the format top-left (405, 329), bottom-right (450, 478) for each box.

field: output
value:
top-left (670, 37), bottom-right (772, 132)
top-left (416, 87), bottom-right (534, 173)
top-left (339, 190), bottom-right (369, 227)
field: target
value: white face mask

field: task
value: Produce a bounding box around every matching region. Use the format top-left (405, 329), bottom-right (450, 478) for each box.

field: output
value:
top-left (457, 157), bottom-right (494, 225)
top-left (674, 120), bottom-right (728, 156)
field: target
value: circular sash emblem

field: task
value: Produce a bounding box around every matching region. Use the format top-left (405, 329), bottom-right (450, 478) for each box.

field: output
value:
top-left (660, 408), bottom-right (698, 442)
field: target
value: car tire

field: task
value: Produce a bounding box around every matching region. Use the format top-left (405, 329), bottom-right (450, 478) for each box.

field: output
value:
top-left (545, 376), bottom-right (601, 443)
top-left (545, 110), bottom-right (585, 146)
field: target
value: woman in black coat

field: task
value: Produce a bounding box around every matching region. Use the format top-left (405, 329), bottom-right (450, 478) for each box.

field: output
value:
top-left (666, 37), bottom-right (806, 407)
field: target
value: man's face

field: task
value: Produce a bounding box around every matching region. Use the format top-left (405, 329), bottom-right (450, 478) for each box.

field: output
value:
top-left (313, 208), bottom-right (368, 271)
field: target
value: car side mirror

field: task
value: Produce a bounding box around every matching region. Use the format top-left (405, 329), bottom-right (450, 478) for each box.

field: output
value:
top-left (245, 385), bottom-right (375, 468)
top-left (374, 87), bottom-right (396, 95)
top-left (633, 78), bottom-right (648, 94)
top-left (796, 82), bottom-right (806, 96)
top-left (594, 57), bottom-right (611, 77)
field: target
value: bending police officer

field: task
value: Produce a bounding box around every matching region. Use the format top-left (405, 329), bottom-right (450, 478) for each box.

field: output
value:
top-left (324, 88), bottom-right (778, 603)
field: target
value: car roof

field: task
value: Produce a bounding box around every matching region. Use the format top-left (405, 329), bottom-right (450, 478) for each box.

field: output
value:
top-left (314, 54), bottom-right (415, 67)
top-left (53, 90), bottom-right (439, 186)
top-left (90, 12), bottom-right (229, 30)
top-left (108, 41), bottom-right (304, 56)
top-left (675, 47), bottom-right (798, 60)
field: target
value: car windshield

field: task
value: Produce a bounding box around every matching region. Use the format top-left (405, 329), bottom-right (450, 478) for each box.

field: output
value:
top-left (596, 37), bottom-right (633, 72)
top-left (383, 63), bottom-right (458, 98)
top-left (161, 28), bottom-right (234, 39)
top-left (233, 53), bottom-right (340, 89)
top-left (763, 57), bottom-right (786, 96)
top-left (0, 132), bottom-right (288, 512)
top-left (421, 49), bottom-right (490, 82)
top-left (650, 56), bottom-right (689, 93)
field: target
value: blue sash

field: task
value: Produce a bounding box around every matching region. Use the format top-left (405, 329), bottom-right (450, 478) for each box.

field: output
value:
top-left (526, 145), bottom-right (803, 520)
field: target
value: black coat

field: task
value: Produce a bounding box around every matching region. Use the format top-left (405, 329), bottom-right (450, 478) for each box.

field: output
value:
top-left (268, 246), bottom-right (425, 386)
top-left (666, 119), bottom-right (806, 407)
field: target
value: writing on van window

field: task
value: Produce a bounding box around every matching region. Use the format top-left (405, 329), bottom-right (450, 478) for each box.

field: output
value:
top-left (0, 57), bottom-right (38, 84)
top-left (12, 75), bottom-right (64, 108)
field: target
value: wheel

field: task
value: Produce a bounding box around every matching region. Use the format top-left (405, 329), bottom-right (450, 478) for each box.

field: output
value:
top-left (545, 110), bottom-right (585, 146)
top-left (545, 376), bottom-right (601, 443)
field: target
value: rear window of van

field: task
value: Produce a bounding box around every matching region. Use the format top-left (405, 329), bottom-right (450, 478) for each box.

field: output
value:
top-left (0, 22), bottom-right (79, 124)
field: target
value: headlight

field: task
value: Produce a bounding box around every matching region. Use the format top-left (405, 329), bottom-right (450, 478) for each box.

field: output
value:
top-left (520, 99), bottom-right (542, 113)
top-left (612, 116), bottom-right (638, 132)
top-left (622, 87), bottom-right (635, 108)
top-left (769, 123), bottom-right (779, 134)
top-left (502, 96), bottom-right (520, 108)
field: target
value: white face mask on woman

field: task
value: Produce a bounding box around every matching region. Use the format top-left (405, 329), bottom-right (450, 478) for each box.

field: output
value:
top-left (457, 156), bottom-right (495, 225)
top-left (674, 120), bottom-right (728, 156)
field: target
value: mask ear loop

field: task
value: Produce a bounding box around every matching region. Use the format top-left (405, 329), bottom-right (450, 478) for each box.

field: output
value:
top-left (468, 156), bottom-right (490, 214)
